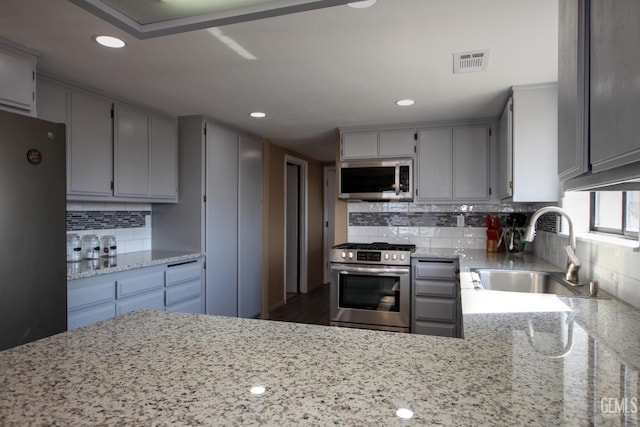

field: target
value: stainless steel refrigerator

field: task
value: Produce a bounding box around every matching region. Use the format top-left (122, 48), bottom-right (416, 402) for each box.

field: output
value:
top-left (0, 109), bottom-right (67, 351)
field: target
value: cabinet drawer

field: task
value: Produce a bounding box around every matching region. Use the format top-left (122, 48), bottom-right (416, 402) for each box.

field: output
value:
top-left (414, 297), bottom-right (456, 323)
top-left (116, 271), bottom-right (164, 298)
top-left (68, 302), bottom-right (116, 330)
top-left (166, 279), bottom-right (201, 305)
top-left (68, 280), bottom-right (115, 311)
top-left (414, 279), bottom-right (456, 298)
top-left (413, 321), bottom-right (457, 337)
top-left (116, 290), bottom-right (165, 315)
top-left (166, 262), bottom-right (201, 286)
top-left (166, 297), bottom-right (203, 314)
top-left (413, 261), bottom-right (457, 279)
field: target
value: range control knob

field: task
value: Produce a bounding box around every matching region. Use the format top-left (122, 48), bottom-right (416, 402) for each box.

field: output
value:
top-left (348, 252), bottom-right (354, 259)
top-left (400, 254), bottom-right (406, 261)
top-left (384, 253), bottom-right (390, 260)
top-left (341, 251), bottom-right (346, 259)
top-left (392, 253), bottom-right (398, 260)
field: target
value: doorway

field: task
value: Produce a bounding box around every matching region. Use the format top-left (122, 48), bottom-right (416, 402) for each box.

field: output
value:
top-left (284, 155), bottom-right (308, 303)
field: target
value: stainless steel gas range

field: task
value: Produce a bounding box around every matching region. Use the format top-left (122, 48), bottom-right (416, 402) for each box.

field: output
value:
top-left (329, 242), bottom-right (415, 333)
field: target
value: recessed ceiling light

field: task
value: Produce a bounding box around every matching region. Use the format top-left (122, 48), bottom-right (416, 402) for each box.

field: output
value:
top-left (396, 99), bottom-right (415, 106)
top-left (250, 112), bottom-right (267, 118)
top-left (249, 386), bottom-right (266, 395)
top-left (348, 0), bottom-right (377, 8)
top-left (94, 35), bottom-right (126, 48)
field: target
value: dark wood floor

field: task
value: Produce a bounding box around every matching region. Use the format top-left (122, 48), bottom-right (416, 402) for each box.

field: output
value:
top-left (267, 283), bottom-right (330, 326)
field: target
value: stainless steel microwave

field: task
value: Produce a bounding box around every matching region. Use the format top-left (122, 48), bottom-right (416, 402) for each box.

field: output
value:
top-left (338, 159), bottom-right (413, 201)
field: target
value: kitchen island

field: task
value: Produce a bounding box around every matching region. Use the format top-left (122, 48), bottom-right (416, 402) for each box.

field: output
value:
top-left (1, 283), bottom-right (639, 426)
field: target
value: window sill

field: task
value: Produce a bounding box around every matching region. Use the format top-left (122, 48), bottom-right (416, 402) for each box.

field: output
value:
top-left (574, 231), bottom-right (639, 249)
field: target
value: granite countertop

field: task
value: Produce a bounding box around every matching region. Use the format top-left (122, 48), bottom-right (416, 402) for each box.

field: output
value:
top-left (2, 250), bottom-right (638, 425)
top-left (67, 250), bottom-right (204, 280)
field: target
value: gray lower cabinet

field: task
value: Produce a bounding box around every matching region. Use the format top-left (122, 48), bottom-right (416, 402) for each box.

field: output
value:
top-left (68, 278), bottom-right (116, 330)
top-left (411, 258), bottom-right (462, 338)
top-left (165, 261), bottom-right (205, 313)
top-left (67, 257), bottom-right (204, 330)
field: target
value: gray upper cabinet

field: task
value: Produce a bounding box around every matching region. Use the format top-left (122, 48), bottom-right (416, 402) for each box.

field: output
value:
top-left (416, 125), bottom-right (489, 202)
top-left (114, 103), bottom-right (149, 197)
top-left (495, 99), bottom-right (513, 199)
top-left (498, 84), bottom-right (558, 202)
top-left (557, 0), bottom-right (589, 181)
top-left (416, 128), bottom-right (453, 200)
top-left (341, 129), bottom-right (415, 160)
top-left (453, 126), bottom-right (489, 200)
top-left (0, 40), bottom-right (36, 115)
top-left (341, 131), bottom-right (377, 159)
top-left (589, 0), bottom-right (640, 173)
top-left (68, 90), bottom-right (114, 198)
top-left (114, 103), bottom-right (178, 200)
top-left (37, 76), bottom-right (177, 202)
top-left (561, 0), bottom-right (640, 190)
top-left (378, 129), bottom-right (415, 158)
top-left (149, 114), bottom-right (178, 198)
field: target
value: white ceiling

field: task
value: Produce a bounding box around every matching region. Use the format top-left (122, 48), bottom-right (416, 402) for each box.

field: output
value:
top-left (0, 0), bottom-right (558, 162)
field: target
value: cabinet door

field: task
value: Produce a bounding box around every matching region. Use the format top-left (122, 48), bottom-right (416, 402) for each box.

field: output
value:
top-left (114, 104), bottom-right (149, 197)
top-left (116, 290), bottom-right (165, 315)
top-left (558, 0), bottom-right (589, 180)
top-left (496, 98), bottom-right (513, 199)
top-left (453, 126), bottom-right (489, 200)
top-left (341, 132), bottom-right (377, 159)
top-left (149, 114), bottom-right (178, 199)
top-left (378, 130), bottom-right (415, 158)
top-left (36, 79), bottom-right (68, 125)
top-left (511, 84), bottom-right (558, 202)
top-left (238, 133), bottom-right (263, 318)
top-left (0, 45), bottom-right (35, 113)
top-left (416, 128), bottom-right (453, 201)
top-left (68, 90), bottom-right (113, 197)
top-left (590, 0), bottom-right (640, 172)
top-left (205, 122), bottom-right (239, 316)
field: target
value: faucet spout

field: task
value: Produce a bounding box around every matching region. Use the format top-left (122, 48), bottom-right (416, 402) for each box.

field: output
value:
top-left (524, 206), bottom-right (582, 284)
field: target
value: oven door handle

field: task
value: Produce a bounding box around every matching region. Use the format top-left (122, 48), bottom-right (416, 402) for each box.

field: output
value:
top-left (330, 264), bottom-right (410, 275)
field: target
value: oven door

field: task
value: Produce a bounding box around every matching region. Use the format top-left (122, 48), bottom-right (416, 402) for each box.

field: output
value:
top-left (330, 263), bottom-right (410, 331)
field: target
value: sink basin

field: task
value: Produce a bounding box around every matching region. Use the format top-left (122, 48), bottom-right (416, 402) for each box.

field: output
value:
top-left (471, 269), bottom-right (578, 296)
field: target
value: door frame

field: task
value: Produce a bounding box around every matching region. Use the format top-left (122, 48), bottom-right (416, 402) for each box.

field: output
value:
top-left (283, 155), bottom-right (308, 300)
top-left (323, 166), bottom-right (336, 284)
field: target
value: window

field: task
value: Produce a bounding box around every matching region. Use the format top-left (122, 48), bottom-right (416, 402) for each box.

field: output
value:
top-left (590, 191), bottom-right (639, 238)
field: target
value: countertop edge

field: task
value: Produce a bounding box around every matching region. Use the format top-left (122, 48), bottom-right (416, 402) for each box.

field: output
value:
top-left (67, 251), bottom-right (205, 280)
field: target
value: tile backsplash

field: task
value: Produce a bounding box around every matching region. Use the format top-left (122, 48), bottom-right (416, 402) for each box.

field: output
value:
top-left (66, 202), bottom-right (152, 254)
top-left (530, 231), bottom-right (640, 309)
top-left (347, 201), bottom-right (538, 248)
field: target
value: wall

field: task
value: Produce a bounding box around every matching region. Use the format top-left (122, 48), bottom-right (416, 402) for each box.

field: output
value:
top-left (66, 202), bottom-right (152, 254)
top-left (263, 141), bottom-right (324, 312)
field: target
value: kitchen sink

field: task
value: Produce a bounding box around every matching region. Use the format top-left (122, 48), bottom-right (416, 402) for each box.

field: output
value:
top-left (471, 269), bottom-right (579, 296)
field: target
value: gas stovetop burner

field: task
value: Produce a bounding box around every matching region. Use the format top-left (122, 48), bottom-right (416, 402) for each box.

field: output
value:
top-left (333, 242), bottom-right (416, 252)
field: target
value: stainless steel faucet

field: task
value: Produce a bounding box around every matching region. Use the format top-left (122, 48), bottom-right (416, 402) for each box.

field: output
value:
top-left (524, 206), bottom-right (582, 285)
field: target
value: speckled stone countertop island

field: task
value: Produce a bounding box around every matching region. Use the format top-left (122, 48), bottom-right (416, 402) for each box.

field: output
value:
top-left (67, 250), bottom-right (204, 280)
top-left (1, 303), bottom-right (639, 425)
top-left (2, 250), bottom-right (638, 425)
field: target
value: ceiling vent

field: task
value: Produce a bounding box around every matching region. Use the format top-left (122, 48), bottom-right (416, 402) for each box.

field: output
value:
top-left (453, 50), bottom-right (490, 74)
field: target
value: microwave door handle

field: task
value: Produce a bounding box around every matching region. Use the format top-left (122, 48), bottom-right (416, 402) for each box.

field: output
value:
top-left (395, 166), bottom-right (400, 195)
